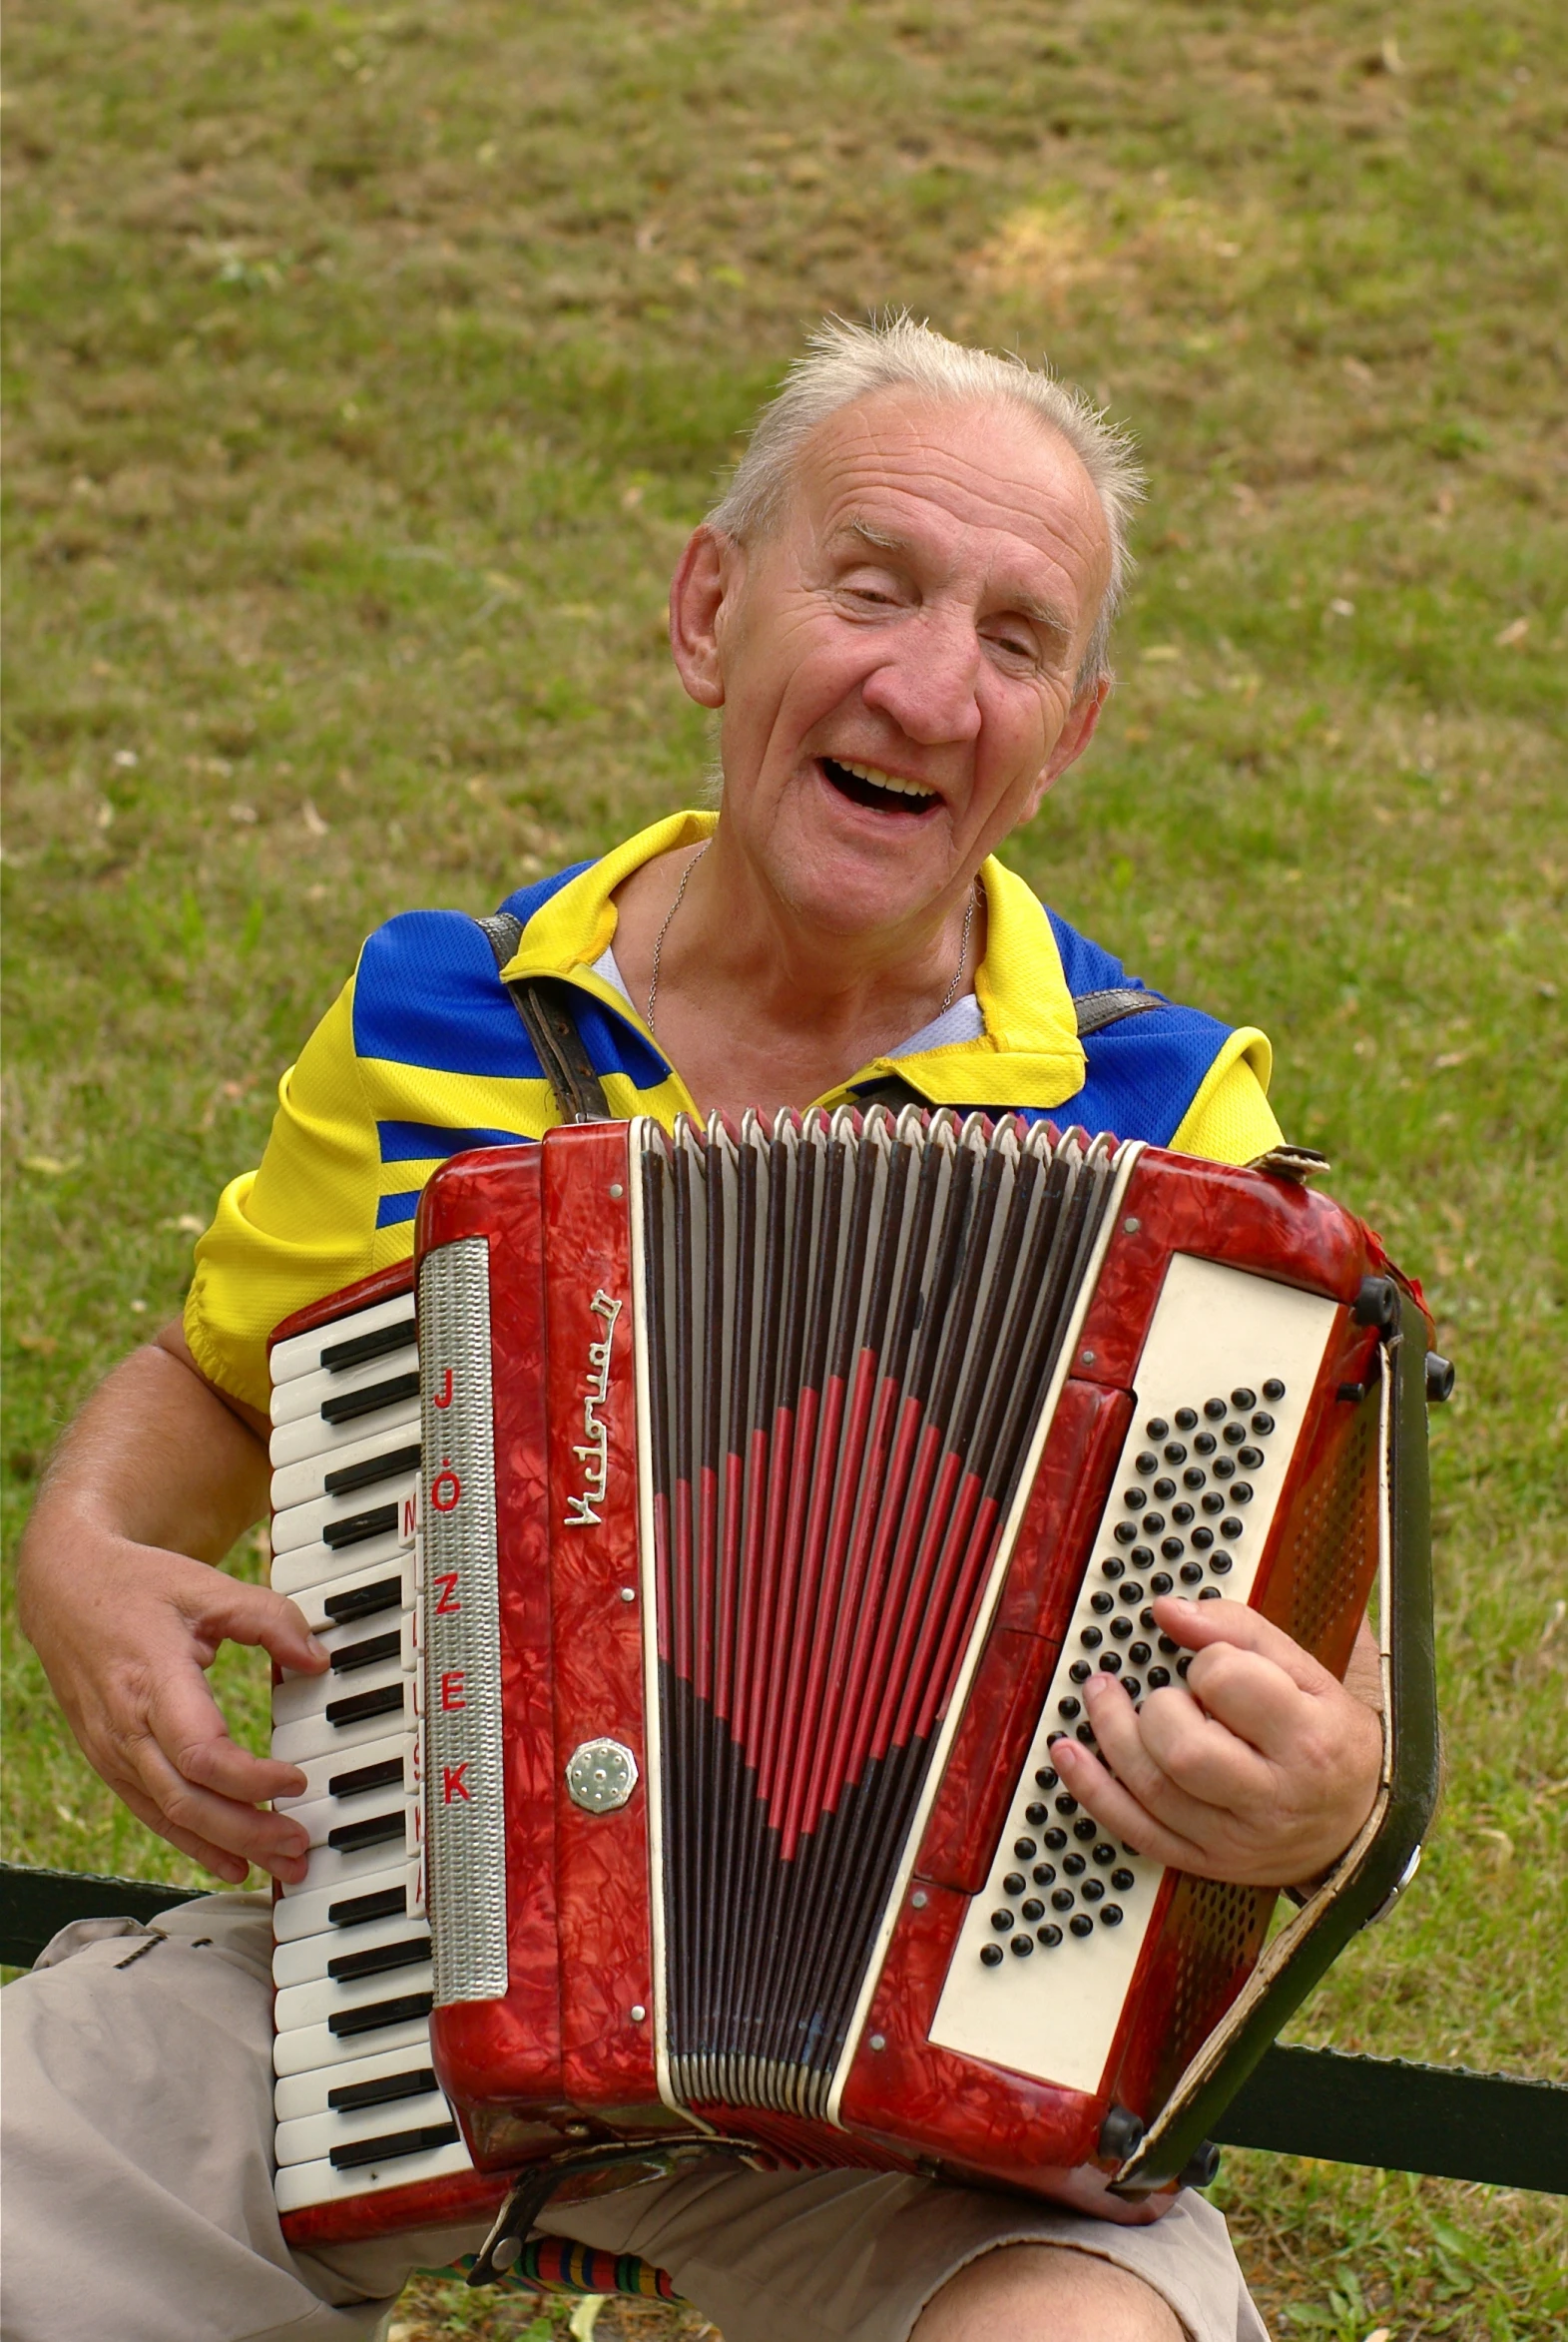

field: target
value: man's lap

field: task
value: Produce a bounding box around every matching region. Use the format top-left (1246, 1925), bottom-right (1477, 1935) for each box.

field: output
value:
top-left (0, 1893), bottom-right (1267, 2342)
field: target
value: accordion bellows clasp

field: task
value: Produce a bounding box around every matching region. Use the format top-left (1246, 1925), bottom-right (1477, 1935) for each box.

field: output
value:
top-left (268, 1106), bottom-right (1433, 2241)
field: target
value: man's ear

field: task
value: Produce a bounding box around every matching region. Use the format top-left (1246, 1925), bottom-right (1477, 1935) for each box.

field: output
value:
top-left (1022, 676), bottom-right (1112, 820)
top-left (669, 525), bottom-right (740, 710)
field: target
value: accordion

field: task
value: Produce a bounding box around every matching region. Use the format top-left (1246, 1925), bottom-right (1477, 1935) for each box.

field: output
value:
top-left (265, 1110), bottom-right (1436, 2252)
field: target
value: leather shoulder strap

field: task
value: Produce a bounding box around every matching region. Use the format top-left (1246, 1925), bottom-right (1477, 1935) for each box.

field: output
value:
top-left (1073, 986), bottom-right (1164, 1038)
top-left (474, 913), bottom-right (612, 1125)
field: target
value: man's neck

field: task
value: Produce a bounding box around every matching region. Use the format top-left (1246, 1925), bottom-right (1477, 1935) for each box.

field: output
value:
top-left (609, 826), bottom-right (983, 1119)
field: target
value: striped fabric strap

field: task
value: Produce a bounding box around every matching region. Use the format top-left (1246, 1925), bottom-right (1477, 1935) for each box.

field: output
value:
top-left (435, 2242), bottom-right (682, 2300)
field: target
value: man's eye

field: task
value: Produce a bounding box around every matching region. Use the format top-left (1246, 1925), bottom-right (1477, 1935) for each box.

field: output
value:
top-left (990, 634), bottom-right (1038, 663)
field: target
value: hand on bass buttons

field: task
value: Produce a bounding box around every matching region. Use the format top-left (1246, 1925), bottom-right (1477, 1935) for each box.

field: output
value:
top-left (1049, 1597), bottom-right (1381, 1890)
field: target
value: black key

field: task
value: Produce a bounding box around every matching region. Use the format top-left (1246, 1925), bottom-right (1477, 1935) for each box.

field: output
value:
top-left (321, 1372), bottom-right (419, 1428)
top-left (323, 1503), bottom-right (400, 1553)
top-left (328, 1990), bottom-right (433, 2040)
top-left (323, 1577), bottom-right (403, 1628)
top-left (330, 1629), bottom-right (402, 1675)
top-left (320, 1318), bottom-right (416, 1375)
top-left (328, 2063), bottom-right (439, 2114)
top-left (325, 1444), bottom-right (421, 1500)
top-left (329, 1755), bottom-right (405, 1801)
top-left (330, 2118), bottom-right (459, 2171)
top-left (327, 1933), bottom-right (431, 1984)
top-left (326, 1683), bottom-right (405, 1728)
top-left (327, 1810), bottom-right (407, 1855)
top-left (328, 1884), bottom-right (408, 1930)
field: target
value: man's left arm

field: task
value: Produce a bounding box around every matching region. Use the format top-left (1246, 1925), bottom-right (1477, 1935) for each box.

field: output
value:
top-left (1051, 1598), bottom-right (1382, 1888)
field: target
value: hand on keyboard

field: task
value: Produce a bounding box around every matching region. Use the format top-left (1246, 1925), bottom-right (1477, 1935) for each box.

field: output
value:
top-left (30, 1531), bottom-right (329, 1885)
top-left (17, 1326), bottom-right (330, 1887)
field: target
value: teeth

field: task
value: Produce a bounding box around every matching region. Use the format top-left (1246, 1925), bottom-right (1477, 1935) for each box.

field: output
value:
top-left (833, 760), bottom-right (937, 801)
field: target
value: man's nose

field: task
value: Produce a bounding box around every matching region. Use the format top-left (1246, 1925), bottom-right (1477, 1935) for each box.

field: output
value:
top-left (859, 611), bottom-right (984, 746)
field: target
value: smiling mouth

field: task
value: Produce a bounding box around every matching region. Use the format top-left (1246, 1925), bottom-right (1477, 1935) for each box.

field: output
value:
top-left (819, 756), bottom-right (941, 818)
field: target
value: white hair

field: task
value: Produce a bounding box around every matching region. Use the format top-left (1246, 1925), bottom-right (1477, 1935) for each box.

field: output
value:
top-left (707, 312), bottom-right (1145, 688)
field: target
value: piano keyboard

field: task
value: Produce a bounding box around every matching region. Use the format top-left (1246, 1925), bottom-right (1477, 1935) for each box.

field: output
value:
top-left (269, 1287), bottom-right (476, 2216)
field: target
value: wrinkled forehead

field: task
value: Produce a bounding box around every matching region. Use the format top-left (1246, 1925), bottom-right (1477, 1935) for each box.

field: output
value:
top-left (784, 388), bottom-right (1110, 589)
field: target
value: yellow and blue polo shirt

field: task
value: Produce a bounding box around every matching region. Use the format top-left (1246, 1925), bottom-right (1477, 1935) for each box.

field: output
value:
top-left (186, 810), bottom-right (1281, 1412)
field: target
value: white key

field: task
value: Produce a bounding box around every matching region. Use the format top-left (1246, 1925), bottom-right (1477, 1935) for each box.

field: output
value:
top-left (273, 2010), bottom-right (431, 2079)
top-left (272, 1911), bottom-right (430, 1991)
top-left (274, 1642), bottom-right (408, 1731)
top-left (275, 1960), bottom-right (434, 2040)
top-left (269, 1521), bottom-right (412, 1600)
top-left (270, 1477), bottom-right (416, 1560)
top-left (270, 1295), bottom-right (417, 1389)
top-left (279, 1803), bottom-right (419, 1898)
top-left (273, 2135), bottom-right (472, 2213)
top-left (269, 1394), bottom-right (419, 1475)
top-left (270, 1345), bottom-right (419, 1433)
top-left (274, 1730), bottom-right (415, 1817)
top-left (275, 2087), bottom-right (456, 2169)
top-left (277, 1606), bottom-right (414, 1692)
top-left (283, 1555), bottom-right (413, 1643)
top-left (271, 1422), bottom-right (421, 1515)
top-left (271, 1679), bottom-right (412, 1770)
top-left (274, 2041), bottom-right (439, 2124)
top-left (285, 1787), bottom-right (418, 1858)
top-left (272, 1860), bottom-right (420, 1943)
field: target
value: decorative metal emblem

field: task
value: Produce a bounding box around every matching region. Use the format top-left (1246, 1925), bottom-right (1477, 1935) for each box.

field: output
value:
top-left (566, 1737), bottom-right (639, 1813)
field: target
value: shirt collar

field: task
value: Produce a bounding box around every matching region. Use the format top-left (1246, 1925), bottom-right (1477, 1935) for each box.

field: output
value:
top-left (503, 811), bottom-right (1088, 1112)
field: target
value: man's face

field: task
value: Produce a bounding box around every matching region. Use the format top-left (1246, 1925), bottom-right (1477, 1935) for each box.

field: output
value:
top-left (682, 389), bottom-right (1112, 939)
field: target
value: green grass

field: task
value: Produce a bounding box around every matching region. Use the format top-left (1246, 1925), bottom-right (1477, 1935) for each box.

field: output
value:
top-left (4, 0), bottom-right (1565, 2332)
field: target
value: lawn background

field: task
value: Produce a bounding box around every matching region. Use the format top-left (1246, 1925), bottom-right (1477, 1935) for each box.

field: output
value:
top-left (3, 1), bottom-right (1565, 2334)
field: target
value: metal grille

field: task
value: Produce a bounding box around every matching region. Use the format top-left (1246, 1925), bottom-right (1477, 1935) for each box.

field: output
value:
top-left (419, 1236), bottom-right (507, 2004)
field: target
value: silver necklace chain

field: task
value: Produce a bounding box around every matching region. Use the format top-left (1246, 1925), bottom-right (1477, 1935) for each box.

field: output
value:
top-left (646, 840), bottom-right (711, 1037)
top-left (645, 842), bottom-right (979, 1040)
top-left (938, 879), bottom-right (980, 1018)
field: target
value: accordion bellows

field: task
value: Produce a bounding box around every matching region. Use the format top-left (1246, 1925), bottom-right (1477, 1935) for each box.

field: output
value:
top-left (269, 1107), bottom-right (1413, 2240)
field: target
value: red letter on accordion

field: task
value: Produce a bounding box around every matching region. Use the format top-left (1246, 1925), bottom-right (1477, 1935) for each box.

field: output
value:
top-left (442, 1763), bottom-right (470, 1803)
top-left (440, 1670), bottom-right (466, 1711)
top-left (433, 1572), bottom-right (461, 1615)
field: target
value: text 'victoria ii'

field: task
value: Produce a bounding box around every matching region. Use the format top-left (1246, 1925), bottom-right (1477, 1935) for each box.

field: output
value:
top-left (566, 1288), bottom-right (622, 1527)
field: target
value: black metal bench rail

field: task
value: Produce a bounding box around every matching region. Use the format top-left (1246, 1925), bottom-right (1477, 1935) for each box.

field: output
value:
top-left (3, 1862), bottom-right (1562, 2196)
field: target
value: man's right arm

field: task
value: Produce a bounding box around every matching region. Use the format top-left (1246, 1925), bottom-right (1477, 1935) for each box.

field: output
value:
top-left (15, 1322), bottom-right (327, 1885)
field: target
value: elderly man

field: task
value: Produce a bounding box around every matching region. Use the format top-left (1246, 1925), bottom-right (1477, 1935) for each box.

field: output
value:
top-left (8, 317), bottom-right (1380, 2342)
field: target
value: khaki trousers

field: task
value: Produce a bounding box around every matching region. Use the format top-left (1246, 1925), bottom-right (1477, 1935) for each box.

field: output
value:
top-left (0, 1895), bottom-right (1268, 2342)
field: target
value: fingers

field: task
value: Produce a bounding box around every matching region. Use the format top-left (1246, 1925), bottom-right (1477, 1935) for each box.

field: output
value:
top-left (178, 1734), bottom-right (308, 1806)
top-left (1151, 1594), bottom-right (1335, 1698)
top-left (182, 1575), bottom-right (326, 1674)
top-left (114, 1663), bottom-right (311, 1882)
top-left (1165, 1641), bottom-right (1321, 1766)
top-left (1094, 1666), bottom-right (1275, 1811)
top-left (1049, 1737), bottom-right (1206, 1874)
top-left (1050, 1620), bottom-right (1385, 1886)
top-left (123, 1725), bottom-right (311, 1884)
top-left (110, 1777), bottom-right (255, 1888)
top-left (1052, 1677), bottom-right (1257, 1872)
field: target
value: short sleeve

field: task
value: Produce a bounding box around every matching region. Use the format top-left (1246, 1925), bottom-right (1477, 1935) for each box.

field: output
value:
top-left (184, 971), bottom-right (384, 1411)
top-left (1168, 1030), bottom-right (1283, 1166)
